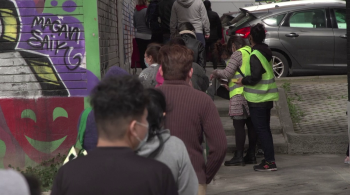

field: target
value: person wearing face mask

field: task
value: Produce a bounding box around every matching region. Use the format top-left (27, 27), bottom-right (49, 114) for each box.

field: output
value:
top-left (139, 43), bottom-right (162, 88)
top-left (51, 76), bottom-right (178, 195)
top-left (236, 23), bottom-right (279, 171)
top-left (138, 88), bottom-right (198, 195)
top-left (210, 35), bottom-right (258, 167)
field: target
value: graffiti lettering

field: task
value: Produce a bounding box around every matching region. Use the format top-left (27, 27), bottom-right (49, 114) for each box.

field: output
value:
top-left (28, 16), bottom-right (82, 70)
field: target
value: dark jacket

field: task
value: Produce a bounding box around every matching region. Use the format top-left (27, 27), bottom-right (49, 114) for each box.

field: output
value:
top-left (206, 8), bottom-right (222, 41)
top-left (159, 0), bottom-right (176, 34)
top-left (242, 43), bottom-right (273, 108)
top-left (192, 62), bottom-right (209, 92)
top-left (181, 34), bottom-right (205, 68)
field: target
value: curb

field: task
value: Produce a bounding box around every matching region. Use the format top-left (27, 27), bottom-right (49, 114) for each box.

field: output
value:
top-left (277, 88), bottom-right (348, 154)
top-left (276, 75), bottom-right (347, 81)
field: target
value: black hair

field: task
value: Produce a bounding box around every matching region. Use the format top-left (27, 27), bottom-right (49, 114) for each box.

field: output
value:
top-left (23, 174), bottom-right (41, 195)
top-left (178, 22), bottom-right (195, 32)
top-left (144, 88), bottom-right (166, 158)
top-left (168, 37), bottom-right (186, 46)
top-left (145, 43), bottom-right (162, 64)
top-left (203, 0), bottom-right (211, 11)
top-left (227, 35), bottom-right (247, 54)
top-left (90, 75), bottom-right (148, 140)
top-left (250, 23), bottom-right (266, 44)
top-left (214, 36), bottom-right (247, 60)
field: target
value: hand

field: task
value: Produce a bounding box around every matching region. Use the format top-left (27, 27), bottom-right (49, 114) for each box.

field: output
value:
top-left (220, 84), bottom-right (229, 91)
top-left (235, 78), bottom-right (243, 85)
top-left (210, 74), bottom-right (215, 81)
top-left (205, 35), bottom-right (210, 39)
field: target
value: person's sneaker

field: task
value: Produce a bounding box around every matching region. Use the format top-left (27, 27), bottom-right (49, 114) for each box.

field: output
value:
top-left (253, 160), bottom-right (277, 171)
top-left (344, 156), bottom-right (350, 164)
top-left (256, 149), bottom-right (264, 158)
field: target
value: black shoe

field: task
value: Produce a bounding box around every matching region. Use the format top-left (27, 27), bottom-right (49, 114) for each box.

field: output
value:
top-left (224, 151), bottom-right (245, 166)
top-left (253, 160), bottom-right (277, 171)
top-left (244, 151), bottom-right (257, 164)
top-left (256, 149), bottom-right (264, 158)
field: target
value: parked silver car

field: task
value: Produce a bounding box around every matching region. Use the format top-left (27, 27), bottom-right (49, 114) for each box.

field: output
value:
top-left (228, 2), bottom-right (346, 77)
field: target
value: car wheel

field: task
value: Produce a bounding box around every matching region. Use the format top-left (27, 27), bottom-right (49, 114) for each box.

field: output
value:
top-left (271, 51), bottom-right (289, 78)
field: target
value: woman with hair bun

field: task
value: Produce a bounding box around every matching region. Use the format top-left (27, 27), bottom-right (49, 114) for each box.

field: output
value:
top-left (236, 23), bottom-right (279, 171)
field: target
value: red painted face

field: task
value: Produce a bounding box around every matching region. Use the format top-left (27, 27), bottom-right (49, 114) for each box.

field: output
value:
top-left (0, 97), bottom-right (84, 163)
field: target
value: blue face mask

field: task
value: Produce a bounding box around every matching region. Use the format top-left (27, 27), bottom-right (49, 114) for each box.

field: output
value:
top-left (144, 58), bottom-right (150, 68)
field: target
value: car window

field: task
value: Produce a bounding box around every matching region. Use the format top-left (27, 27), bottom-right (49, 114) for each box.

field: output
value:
top-left (334, 9), bottom-right (346, 29)
top-left (262, 14), bottom-right (286, 26)
top-left (289, 9), bottom-right (326, 28)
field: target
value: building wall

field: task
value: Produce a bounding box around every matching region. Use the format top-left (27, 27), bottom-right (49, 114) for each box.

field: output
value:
top-left (0, 0), bottom-right (100, 168)
top-left (98, 0), bottom-right (119, 76)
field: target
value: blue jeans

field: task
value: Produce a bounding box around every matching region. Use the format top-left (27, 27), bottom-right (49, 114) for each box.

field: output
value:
top-left (249, 106), bottom-right (275, 162)
top-left (196, 33), bottom-right (206, 47)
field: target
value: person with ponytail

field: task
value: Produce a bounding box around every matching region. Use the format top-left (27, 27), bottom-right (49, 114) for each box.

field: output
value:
top-left (210, 35), bottom-right (258, 167)
top-left (138, 88), bottom-right (198, 195)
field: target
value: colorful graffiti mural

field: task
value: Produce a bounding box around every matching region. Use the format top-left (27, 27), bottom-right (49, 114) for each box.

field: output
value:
top-left (0, 0), bottom-right (100, 167)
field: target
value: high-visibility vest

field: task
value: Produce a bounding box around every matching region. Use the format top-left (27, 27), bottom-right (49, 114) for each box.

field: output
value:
top-left (243, 50), bottom-right (279, 103)
top-left (228, 46), bottom-right (251, 98)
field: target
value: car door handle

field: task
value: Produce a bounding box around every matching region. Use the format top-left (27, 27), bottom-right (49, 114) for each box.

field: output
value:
top-left (285, 33), bottom-right (299, 37)
top-left (340, 34), bottom-right (347, 39)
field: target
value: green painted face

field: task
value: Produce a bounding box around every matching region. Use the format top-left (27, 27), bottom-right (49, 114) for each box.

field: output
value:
top-left (20, 107), bottom-right (69, 154)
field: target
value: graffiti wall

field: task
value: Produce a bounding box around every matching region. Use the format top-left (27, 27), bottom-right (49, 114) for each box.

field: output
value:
top-left (0, 0), bottom-right (100, 168)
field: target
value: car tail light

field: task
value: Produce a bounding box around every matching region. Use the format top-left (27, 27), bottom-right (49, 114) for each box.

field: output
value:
top-left (226, 30), bottom-right (229, 35)
top-left (236, 27), bottom-right (251, 38)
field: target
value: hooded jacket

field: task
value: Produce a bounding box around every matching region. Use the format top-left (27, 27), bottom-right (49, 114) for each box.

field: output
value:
top-left (170, 0), bottom-right (210, 37)
top-left (242, 43), bottom-right (274, 108)
top-left (138, 129), bottom-right (199, 195)
top-left (181, 33), bottom-right (205, 68)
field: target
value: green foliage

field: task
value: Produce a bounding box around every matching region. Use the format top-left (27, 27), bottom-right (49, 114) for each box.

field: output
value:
top-left (281, 82), bottom-right (304, 123)
top-left (9, 153), bottom-right (66, 192)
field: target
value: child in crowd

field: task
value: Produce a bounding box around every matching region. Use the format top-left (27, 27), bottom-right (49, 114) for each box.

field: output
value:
top-left (139, 43), bottom-right (162, 88)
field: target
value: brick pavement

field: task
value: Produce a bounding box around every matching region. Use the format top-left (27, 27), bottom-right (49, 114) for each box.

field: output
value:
top-left (283, 81), bottom-right (348, 134)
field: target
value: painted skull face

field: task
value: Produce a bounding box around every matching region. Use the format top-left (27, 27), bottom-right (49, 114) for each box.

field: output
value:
top-left (0, 97), bottom-right (84, 163)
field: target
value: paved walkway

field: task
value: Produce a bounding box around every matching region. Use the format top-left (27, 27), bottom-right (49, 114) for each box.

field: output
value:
top-left (278, 77), bottom-right (348, 135)
top-left (207, 154), bottom-right (350, 195)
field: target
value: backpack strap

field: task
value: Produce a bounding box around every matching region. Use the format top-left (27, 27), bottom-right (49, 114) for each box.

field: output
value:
top-left (75, 107), bottom-right (93, 150)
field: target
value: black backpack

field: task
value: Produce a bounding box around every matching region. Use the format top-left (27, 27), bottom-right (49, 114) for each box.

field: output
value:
top-left (146, 0), bottom-right (161, 33)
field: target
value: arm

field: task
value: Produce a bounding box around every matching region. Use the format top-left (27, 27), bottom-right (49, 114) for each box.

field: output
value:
top-left (200, 3), bottom-right (210, 36)
top-left (197, 42), bottom-right (206, 68)
top-left (170, 3), bottom-right (177, 38)
top-left (212, 52), bottom-right (242, 80)
top-left (162, 165), bottom-right (179, 195)
top-left (241, 55), bottom-right (266, 86)
top-left (201, 98), bottom-right (227, 184)
top-left (133, 12), bottom-right (136, 29)
top-left (177, 140), bottom-right (199, 195)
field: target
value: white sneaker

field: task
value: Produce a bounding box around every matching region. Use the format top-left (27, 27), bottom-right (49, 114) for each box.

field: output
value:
top-left (344, 157), bottom-right (350, 164)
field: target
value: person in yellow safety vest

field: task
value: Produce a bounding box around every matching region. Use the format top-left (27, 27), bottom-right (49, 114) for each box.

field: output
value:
top-left (236, 23), bottom-right (279, 171)
top-left (210, 35), bottom-right (258, 166)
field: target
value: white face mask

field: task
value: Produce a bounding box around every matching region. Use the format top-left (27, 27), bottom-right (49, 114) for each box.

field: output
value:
top-left (134, 121), bottom-right (149, 151)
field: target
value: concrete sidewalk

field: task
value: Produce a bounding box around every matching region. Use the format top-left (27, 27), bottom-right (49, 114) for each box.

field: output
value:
top-left (207, 154), bottom-right (350, 195)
